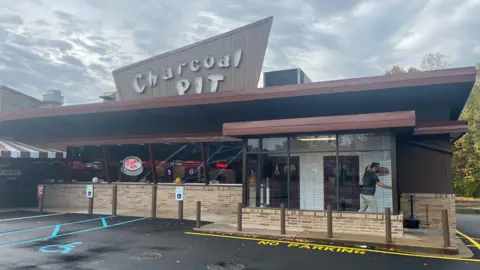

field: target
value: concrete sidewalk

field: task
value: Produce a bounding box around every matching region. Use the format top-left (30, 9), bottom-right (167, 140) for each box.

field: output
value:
top-left (195, 222), bottom-right (474, 258)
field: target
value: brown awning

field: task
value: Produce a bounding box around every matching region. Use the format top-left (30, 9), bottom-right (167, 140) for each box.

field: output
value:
top-left (223, 111), bottom-right (416, 136)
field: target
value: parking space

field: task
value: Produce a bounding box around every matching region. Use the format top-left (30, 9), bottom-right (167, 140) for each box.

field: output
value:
top-left (0, 211), bottom-right (479, 269)
top-left (457, 214), bottom-right (480, 258)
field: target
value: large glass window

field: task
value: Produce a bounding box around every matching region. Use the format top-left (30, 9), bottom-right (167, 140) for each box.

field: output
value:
top-left (205, 142), bottom-right (243, 184)
top-left (245, 133), bottom-right (393, 213)
top-left (261, 138), bottom-right (287, 152)
top-left (290, 135), bottom-right (336, 152)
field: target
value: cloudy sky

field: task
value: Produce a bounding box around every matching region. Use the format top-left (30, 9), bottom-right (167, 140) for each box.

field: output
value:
top-left (0, 0), bottom-right (479, 104)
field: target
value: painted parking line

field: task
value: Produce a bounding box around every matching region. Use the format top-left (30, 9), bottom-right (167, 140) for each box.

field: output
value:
top-left (0, 216), bottom-right (115, 236)
top-left (457, 230), bottom-right (480, 250)
top-left (0, 217), bottom-right (148, 248)
top-left (458, 236), bottom-right (480, 241)
top-left (101, 217), bottom-right (108, 228)
top-left (0, 212), bottom-right (67, 222)
top-left (185, 231), bottom-right (480, 263)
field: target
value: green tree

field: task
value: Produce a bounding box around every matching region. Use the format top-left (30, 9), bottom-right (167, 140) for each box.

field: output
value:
top-left (386, 54), bottom-right (480, 197)
top-left (452, 64), bottom-right (480, 197)
top-left (420, 52), bottom-right (450, 71)
top-left (385, 53), bottom-right (449, 74)
top-left (384, 65), bottom-right (420, 75)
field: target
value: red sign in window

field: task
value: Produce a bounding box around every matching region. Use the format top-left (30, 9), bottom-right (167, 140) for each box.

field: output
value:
top-left (216, 163), bottom-right (229, 169)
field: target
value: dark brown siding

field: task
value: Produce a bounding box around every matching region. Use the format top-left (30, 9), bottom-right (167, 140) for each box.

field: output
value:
top-left (397, 137), bottom-right (453, 194)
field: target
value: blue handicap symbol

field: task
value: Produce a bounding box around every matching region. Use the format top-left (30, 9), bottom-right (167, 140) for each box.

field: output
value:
top-left (39, 242), bottom-right (83, 254)
top-left (87, 191), bottom-right (92, 196)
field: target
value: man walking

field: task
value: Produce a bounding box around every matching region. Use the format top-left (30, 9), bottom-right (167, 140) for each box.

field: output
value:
top-left (358, 162), bottom-right (391, 212)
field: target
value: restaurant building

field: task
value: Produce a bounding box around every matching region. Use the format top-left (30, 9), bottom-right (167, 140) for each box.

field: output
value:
top-left (0, 17), bottom-right (476, 241)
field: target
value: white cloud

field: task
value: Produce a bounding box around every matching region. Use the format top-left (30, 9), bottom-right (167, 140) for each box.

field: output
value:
top-left (0, 0), bottom-right (479, 103)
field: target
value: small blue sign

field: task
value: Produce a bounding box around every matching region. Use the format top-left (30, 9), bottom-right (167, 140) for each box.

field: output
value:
top-left (175, 186), bottom-right (184, 201)
top-left (87, 191), bottom-right (92, 197)
top-left (40, 242), bottom-right (83, 254)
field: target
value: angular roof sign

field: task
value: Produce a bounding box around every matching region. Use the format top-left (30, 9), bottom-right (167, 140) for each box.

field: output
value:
top-left (112, 17), bottom-right (273, 100)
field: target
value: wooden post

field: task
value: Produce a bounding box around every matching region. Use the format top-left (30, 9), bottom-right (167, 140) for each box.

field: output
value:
top-left (201, 142), bottom-right (208, 185)
top-left (151, 185), bottom-right (157, 219)
top-left (196, 201), bottom-right (201, 228)
top-left (38, 197), bottom-right (44, 214)
top-left (111, 185), bottom-right (117, 216)
top-left (102, 146), bottom-right (111, 183)
top-left (425, 204), bottom-right (429, 228)
top-left (64, 147), bottom-right (72, 182)
top-left (280, 203), bottom-right (286, 235)
top-left (237, 203), bottom-right (242, 231)
top-left (148, 144), bottom-right (157, 184)
top-left (178, 200), bottom-right (184, 220)
top-left (385, 207), bottom-right (392, 244)
top-left (88, 197), bottom-right (93, 215)
top-left (442, 210), bottom-right (450, 247)
top-left (327, 205), bottom-right (333, 238)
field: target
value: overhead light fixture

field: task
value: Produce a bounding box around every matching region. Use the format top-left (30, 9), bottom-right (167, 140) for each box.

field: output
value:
top-left (297, 137), bottom-right (336, 141)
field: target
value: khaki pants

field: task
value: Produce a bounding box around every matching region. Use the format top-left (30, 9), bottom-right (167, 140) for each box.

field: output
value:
top-left (358, 194), bottom-right (377, 212)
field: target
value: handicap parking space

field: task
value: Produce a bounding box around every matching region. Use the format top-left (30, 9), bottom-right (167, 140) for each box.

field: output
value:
top-left (0, 210), bottom-right (53, 221)
top-left (1, 211), bottom-right (480, 270)
top-left (0, 212), bottom-right (101, 237)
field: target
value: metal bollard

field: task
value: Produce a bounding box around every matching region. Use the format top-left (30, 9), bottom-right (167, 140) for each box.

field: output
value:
top-left (385, 207), bottom-right (392, 244)
top-left (196, 201), bottom-right (201, 229)
top-left (88, 197), bottom-right (93, 215)
top-left (112, 185), bottom-right (117, 216)
top-left (237, 203), bottom-right (242, 231)
top-left (151, 185), bottom-right (157, 219)
top-left (280, 203), bottom-right (286, 235)
top-left (38, 197), bottom-right (44, 214)
top-left (178, 200), bottom-right (184, 220)
top-left (442, 209), bottom-right (450, 247)
top-left (327, 205), bottom-right (333, 238)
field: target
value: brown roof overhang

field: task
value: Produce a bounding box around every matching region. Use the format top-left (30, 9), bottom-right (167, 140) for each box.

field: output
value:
top-left (414, 121), bottom-right (469, 143)
top-left (0, 67), bottom-right (476, 122)
top-left (223, 111), bottom-right (416, 136)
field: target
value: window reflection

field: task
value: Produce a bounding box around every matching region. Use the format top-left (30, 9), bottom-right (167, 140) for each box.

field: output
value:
top-left (246, 133), bottom-right (393, 213)
top-left (262, 138), bottom-right (287, 152)
top-left (290, 135), bottom-right (336, 152)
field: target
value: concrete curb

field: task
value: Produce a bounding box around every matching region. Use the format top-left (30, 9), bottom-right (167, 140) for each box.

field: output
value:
top-left (193, 228), bottom-right (468, 257)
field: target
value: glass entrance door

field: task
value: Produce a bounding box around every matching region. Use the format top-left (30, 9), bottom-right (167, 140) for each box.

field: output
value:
top-left (323, 155), bottom-right (360, 211)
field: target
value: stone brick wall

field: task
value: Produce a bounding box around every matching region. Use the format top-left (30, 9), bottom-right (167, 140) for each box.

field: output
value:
top-left (44, 184), bottom-right (88, 208)
top-left (43, 184), bottom-right (242, 217)
top-left (243, 208), bottom-right (404, 236)
top-left (92, 185), bottom-right (113, 209)
top-left (156, 184), bottom-right (242, 216)
top-left (117, 184), bottom-right (152, 215)
top-left (400, 193), bottom-right (456, 238)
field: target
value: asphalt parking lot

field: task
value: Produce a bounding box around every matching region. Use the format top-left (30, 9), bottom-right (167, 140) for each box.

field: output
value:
top-left (0, 211), bottom-right (479, 270)
top-left (457, 214), bottom-right (480, 258)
